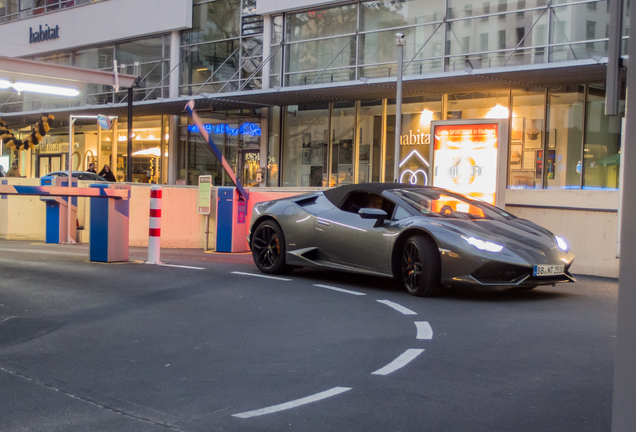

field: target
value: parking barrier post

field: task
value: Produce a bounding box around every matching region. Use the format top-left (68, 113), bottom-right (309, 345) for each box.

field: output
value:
top-left (147, 185), bottom-right (162, 264)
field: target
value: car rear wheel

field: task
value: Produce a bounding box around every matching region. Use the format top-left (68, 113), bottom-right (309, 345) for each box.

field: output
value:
top-left (401, 236), bottom-right (441, 297)
top-left (251, 220), bottom-right (290, 274)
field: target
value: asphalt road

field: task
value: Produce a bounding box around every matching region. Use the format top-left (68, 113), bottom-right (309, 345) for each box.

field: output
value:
top-left (0, 240), bottom-right (616, 432)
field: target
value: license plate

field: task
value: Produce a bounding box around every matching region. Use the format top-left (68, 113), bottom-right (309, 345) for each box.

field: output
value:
top-left (533, 264), bottom-right (565, 277)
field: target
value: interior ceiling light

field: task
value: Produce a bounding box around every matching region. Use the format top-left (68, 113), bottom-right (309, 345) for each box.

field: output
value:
top-left (0, 79), bottom-right (11, 89)
top-left (11, 81), bottom-right (80, 97)
top-left (420, 109), bottom-right (434, 126)
top-left (485, 104), bottom-right (509, 119)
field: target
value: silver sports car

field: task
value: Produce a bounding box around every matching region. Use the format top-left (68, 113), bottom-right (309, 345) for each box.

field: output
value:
top-left (248, 184), bottom-right (575, 296)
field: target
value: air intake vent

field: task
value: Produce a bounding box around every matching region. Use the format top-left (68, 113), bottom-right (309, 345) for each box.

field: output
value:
top-left (295, 196), bottom-right (318, 207)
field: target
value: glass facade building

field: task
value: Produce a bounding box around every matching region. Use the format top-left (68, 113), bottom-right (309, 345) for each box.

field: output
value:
top-left (0, 0), bottom-right (628, 192)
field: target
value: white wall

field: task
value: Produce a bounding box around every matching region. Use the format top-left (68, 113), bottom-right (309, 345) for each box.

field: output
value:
top-left (0, 0), bottom-right (193, 57)
top-left (505, 189), bottom-right (620, 278)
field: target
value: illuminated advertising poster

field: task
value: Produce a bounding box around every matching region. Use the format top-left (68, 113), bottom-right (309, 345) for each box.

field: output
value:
top-left (432, 123), bottom-right (498, 205)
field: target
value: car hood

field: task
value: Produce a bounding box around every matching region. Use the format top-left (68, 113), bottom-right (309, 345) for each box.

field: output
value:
top-left (435, 217), bottom-right (570, 263)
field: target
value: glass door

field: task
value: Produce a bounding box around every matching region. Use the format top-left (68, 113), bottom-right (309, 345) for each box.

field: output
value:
top-left (240, 149), bottom-right (260, 187)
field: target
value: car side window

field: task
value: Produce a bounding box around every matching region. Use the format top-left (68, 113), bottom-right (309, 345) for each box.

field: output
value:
top-left (340, 192), bottom-right (396, 216)
top-left (393, 205), bottom-right (411, 220)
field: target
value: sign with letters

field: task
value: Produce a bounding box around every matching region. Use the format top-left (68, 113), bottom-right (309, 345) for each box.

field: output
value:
top-left (198, 175), bottom-right (212, 214)
top-left (29, 25), bottom-right (59, 43)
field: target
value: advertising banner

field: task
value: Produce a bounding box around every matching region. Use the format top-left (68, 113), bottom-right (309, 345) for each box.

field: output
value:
top-left (431, 122), bottom-right (500, 205)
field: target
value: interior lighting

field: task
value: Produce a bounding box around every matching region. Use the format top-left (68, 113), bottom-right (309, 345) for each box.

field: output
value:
top-left (485, 104), bottom-right (509, 119)
top-left (118, 135), bottom-right (127, 142)
top-left (419, 109), bottom-right (434, 126)
top-left (462, 236), bottom-right (503, 253)
top-left (555, 236), bottom-right (568, 251)
top-left (0, 79), bottom-right (11, 89)
top-left (12, 81), bottom-right (80, 97)
top-left (132, 147), bottom-right (161, 157)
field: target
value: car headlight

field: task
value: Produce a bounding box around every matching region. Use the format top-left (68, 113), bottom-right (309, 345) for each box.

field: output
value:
top-left (555, 236), bottom-right (568, 251)
top-left (462, 236), bottom-right (503, 253)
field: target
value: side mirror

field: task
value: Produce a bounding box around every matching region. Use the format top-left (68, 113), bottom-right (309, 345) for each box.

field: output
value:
top-left (359, 208), bottom-right (387, 220)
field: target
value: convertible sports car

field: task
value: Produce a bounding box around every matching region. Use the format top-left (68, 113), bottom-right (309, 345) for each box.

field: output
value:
top-left (248, 184), bottom-right (575, 296)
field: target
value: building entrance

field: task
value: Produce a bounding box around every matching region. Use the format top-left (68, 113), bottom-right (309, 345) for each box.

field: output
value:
top-left (38, 155), bottom-right (62, 176)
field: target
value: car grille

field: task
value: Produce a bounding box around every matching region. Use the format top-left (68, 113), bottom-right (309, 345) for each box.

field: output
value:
top-left (471, 262), bottom-right (531, 284)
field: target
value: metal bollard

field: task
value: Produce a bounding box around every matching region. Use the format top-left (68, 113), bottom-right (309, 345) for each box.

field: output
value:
top-left (147, 185), bottom-right (162, 264)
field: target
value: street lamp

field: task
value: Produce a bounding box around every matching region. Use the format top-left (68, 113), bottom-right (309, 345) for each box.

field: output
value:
top-left (394, 33), bottom-right (406, 183)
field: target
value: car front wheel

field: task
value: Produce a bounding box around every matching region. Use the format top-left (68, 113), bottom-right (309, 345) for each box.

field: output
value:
top-left (401, 236), bottom-right (441, 297)
top-left (251, 220), bottom-right (290, 274)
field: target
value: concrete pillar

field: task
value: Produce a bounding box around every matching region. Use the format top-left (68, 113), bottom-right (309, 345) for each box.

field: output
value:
top-left (168, 29), bottom-right (182, 185)
top-left (611, 0), bottom-right (636, 429)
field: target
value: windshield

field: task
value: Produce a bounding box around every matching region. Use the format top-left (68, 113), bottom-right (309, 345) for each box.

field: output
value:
top-left (390, 188), bottom-right (515, 221)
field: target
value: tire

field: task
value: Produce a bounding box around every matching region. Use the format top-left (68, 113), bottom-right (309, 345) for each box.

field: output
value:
top-left (251, 220), bottom-right (290, 275)
top-left (401, 235), bottom-right (441, 297)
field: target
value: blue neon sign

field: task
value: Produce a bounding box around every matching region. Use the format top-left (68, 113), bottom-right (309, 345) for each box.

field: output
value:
top-left (188, 122), bottom-right (262, 137)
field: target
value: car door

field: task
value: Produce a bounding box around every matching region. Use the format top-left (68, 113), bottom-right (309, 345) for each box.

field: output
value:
top-left (314, 192), bottom-right (400, 273)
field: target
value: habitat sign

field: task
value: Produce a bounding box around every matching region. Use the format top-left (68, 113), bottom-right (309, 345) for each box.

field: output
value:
top-left (29, 25), bottom-right (60, 44)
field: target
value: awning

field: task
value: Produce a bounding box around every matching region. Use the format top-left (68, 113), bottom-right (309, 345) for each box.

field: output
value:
top-left (0, 58), bottom-right (614, 126)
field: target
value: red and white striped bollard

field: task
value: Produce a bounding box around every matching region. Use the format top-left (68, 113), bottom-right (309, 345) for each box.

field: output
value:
top-left (148, 185), bottom-right (162, 264)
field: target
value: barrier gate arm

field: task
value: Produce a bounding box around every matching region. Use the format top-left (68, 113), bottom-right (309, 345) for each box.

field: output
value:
top-left (0, 185), bottom-right (130, 199)
top-left (185, 100), bottom-right (249, 202)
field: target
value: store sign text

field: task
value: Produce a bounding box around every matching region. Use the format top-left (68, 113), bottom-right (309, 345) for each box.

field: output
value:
top-left (188, 122), bottom-right (261, 137)
top-left (29, 25), bottom-right (60, 44)
top-left (400, 130), bottom-right (430, 145)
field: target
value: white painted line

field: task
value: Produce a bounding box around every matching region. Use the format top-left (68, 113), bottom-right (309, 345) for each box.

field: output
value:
top-left (232, 387), bottom-right (352, 418)
top-left (156, 263), bottom-right (205, 270)
top-left (377, 300), bottom-right (417, 315)
top-left (231, 271), bottom-right (292, 281)
top-left (414, 321), bottom-right (433, 340)
top-left (0, 247), bottom-right (86, 257)
top-left (313, 284), bottom-right (366, 296)
top-left (372, 349), bottom-right (424, 376)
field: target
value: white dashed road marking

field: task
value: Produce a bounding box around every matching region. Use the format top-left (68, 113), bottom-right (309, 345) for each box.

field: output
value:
top-left (414, 321), bottom-right (433, 340)
top-left (232, 387), bottom-right (352, 418)
top-left (156, 263), bottom-right (205, 270)
top-left (372, 349), bottom-right (425, 376)
top-left (313, 284), bottom-right (366, 296)
top-left (231, 271), bottom-right (292, 281)
top-left (377, 300), bottom-right (417, 315)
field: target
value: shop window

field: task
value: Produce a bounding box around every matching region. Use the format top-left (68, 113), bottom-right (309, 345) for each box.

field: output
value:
top-left (546, 85), bottom-right (585, 189)
top-left (583, 84), bottom-right (624, 190)
top-left (357, 101), bottom-right (384, 184)
top-left (282, 104), bottom-right (329, 187)
top-left (508, 89), bottom-right (546, 189)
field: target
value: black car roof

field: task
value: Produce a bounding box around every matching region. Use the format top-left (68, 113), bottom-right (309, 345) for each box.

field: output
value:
top-left (323, 183), bottom-right (442, 207)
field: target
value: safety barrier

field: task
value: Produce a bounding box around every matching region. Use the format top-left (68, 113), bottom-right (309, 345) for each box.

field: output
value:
top-left (147, 185), bottom-right (162, 264)
top-left (0, 182), bottom-right (131, 262)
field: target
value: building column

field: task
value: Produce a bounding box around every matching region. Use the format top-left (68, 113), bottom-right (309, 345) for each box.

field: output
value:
top-left (168, 29), bottom-right (181, 185)
top-left (262, 15), bottom-right (271, 90)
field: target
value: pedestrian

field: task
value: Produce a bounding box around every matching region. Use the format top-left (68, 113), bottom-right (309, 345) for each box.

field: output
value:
top-left (6, 161), bottom-right (20, 177)
top-left (98, 164), bottom-right (116, 182)
top-left (87, 162), bottom-right (97, 173)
